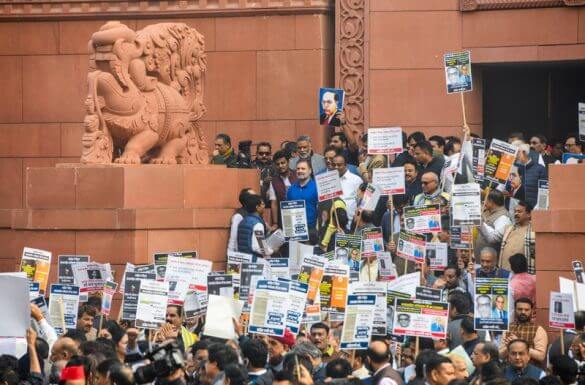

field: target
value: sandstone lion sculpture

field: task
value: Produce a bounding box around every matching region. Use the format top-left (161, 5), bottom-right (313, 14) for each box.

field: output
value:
top-left (81, 21), bottom-right (209, 164)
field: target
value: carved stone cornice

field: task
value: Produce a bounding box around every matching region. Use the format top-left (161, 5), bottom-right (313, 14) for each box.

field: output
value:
top-left (461, 0), bottom-right (585, 11)
top-left (0, 0), bottom-right (333, 20)
top-left (336, 0), bottom-right (366, 136)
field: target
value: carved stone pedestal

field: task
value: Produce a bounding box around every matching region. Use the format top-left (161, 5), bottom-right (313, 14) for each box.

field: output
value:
top-left (0, 163), bottom-right (259, 315)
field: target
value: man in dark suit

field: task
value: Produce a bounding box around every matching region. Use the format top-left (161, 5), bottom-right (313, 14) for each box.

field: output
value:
top-left (320, 91), bottom-right (342, 126)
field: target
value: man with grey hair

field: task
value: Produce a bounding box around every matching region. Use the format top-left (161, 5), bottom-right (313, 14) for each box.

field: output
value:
top-left (475, 189), bottom-right (511, 259)
top-left (510, 140), bottom-right (547, 207)
top-left (289, 136), bottom-right (326, 174)
top-left (291, 341), bottom-right (326, 382)
top-left (476, 246), bottom-right (510, 278)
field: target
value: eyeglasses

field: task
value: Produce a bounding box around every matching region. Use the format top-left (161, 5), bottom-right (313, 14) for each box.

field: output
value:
top-left (257, 152), bottom-right (271, 156)
top-left (421, 181), bottom-right (435, 185)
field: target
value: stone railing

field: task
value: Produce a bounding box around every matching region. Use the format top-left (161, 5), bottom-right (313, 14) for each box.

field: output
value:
top-left (461, 0), bottom-right (585, 11)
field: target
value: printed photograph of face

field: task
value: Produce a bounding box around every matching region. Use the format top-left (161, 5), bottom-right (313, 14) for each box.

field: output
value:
top-left (319, 88), bottom-right (344, 127)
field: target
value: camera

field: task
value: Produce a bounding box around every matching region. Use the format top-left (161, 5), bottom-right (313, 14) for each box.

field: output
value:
top-left (134, 341), bottom-right (186, 384)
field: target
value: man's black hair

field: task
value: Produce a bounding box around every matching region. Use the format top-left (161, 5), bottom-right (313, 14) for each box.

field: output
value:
top-left (87, 296), bottom-right (102, 312)
top-left (331, 132), bottom-right (348, 145)
top-left (507, 338), bottom-right (530, 351)
top-left (514, 297), bottom-right (534, 309)
top-left (238, 188), bottom-right (254, 206)
top-left (428, 135), bottom-right (446, 148)
top-left (325, 358), bottom-right (352, 379)
top-left (96, 358), bottom-right (121, 376)
top-left (208, 343), bottom-right (239, 371)
top-left (414, 349), bottom-right (436, 378)
top-left (310, 322), bottom-right (330, 334)
top-left (80, 338), bottom-right (116, 359)
top-left (223, 364), bottom-right (249, 385)
top-left (508, 132), bottom-right (525, 142)
top-left (77, 304), bottom-right (97, 318)
top-left (424, 354), bottom-right (452, 378)
top-left (487, 190), bottom-right (505, 207)
top-left (509, 253), bottom-right (528, 274)
top-left (479, 342), bottom-right (500, 362)
top-left (407, 131), bottom-right (426, 144)
top-left (63, 329), bottom-right (87, 344)
top-left (448, 292), bottom-right (471, 315)
top-left (273, 370), bottom-right (295, 384)
top-left (273, 150), bottom-right (289, 162)
top-left (256, 142), bottom-right (272, 151)
top-left (575, 311), bottom-right (585, 331)
top-left (108, 362), bottom-right (135, 385)
top-left (333, 152), bottom-right (348, 165)
top-left (550, 355), bottom-right (578, 385)
top-left (479, 360), bottom-right (504, 383)
top-left (243, 194), bottom-right (263, 214)
top-left (65, 355), bottom-right (93, 380)
top-left (531, 134), bottom-right (547, 145)
top-left (414, 141), bottom-right (434, 156)
top-left (282, 353), bottom-right (314, 378)
top-left (517, 200), bottom-right (533, 213)
top-left (445, 264), bottom-right (461, 277)
top-left (191, 339), bottom-right (211, 355)
top-left (216, 133), bottom-right (231, 145)
top-left (241, 339), bottom-right (268, 369)
top-left (460, 316), bottom-right (475, 334)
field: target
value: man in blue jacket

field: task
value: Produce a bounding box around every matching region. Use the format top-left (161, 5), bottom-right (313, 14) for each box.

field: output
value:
top-left (512, 142), bottom-right (547, 207)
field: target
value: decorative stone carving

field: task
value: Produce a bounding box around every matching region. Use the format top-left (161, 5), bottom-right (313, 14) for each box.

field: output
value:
top-left (461, 0), bottom-right (585, 11)
top-left (82, 21), bottom-right (209, 164)
top-left (337, 0), bottom-right (366, 136)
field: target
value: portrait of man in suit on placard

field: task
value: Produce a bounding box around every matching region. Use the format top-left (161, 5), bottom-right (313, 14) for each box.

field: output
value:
top-left (319, 88), bottom-right (344, 127)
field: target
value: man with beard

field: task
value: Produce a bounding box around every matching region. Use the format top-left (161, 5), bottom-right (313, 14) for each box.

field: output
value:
top-left (289, 136), bottom-right (326, 175)
top-left (500, 201), bottom-right (535, 274)
top-left (286, 159), bottom-right (319, 241)
top-left (267, 330), bottom-right (295, 373)
top-left (499, 298), bottom-right (548, 365)
top-left (268, 150), bottom-right (297, 229)
top-left (403, 158), bottom-right (422, 202)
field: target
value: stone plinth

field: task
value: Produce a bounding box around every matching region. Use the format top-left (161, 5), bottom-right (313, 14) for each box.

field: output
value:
top-left (0, 163), bottom-right (259, 316)
top-left (533, 164), bottom-right (585, 329)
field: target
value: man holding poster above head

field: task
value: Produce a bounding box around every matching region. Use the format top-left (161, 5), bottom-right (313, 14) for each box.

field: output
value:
top-left (475, 190), bottom-right (511, 259)
top-left (287, 159), bottom-right (319, 239)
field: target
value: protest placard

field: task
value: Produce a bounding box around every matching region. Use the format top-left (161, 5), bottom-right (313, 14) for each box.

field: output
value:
top-left (484, 139), bottom-right (518, 185)
top-left (403, 205), bottom-right (441, 234)
top-left (207, 274), bottom-right (234, 298)
top-left (203, 295), bottom-right (244, 340)
top-left (135, 280), bottom-right (168, 329)
top-left (444, 51), bottom-right (472, 93)
top-left (31, 296), bottom-right (50, 323)
top-left (320, 263), bottom-right (349, 320)
top-left (577, 103), bottom-right (585, 142)
top-left (153, 250), bottom-right (197, 281)
top-left (0, 276), bottom-right (29, 338)
top-left (415, 287), bottom-right (442, 302)
top-left (549, 292), bottom-right (575, 329)
top-left (288, 241), bottom-right (313, 277)
top-left (359, 184), bottom-right (382, 211)
top-left (280, 200), bottom-right (309, 241)
top-left (227, 251), bottom-right (253, 298)
top-left (386, 289), bottom-right (410, 335)
top-left (377, 252), bottom-right (397, 281)
top-left (58, 255), bottom-right (90, 285)
top-left (165, 256), bottom-right (211, 305)
top-left (29, 282), bottom-right (40, 300)
top-left (249, 280), bottom-right (290, 337)
top-left (536, 180), bottom-right (549, 210)
top-left (350, 282), bottom-right (388, 336)
top-left (441, 153), bottom-right (463, 193)
top-left (367, 127), bottom-right (403, 155)
top-left (240, 263), bottom-right (267, 303)
top-left (387, 272), bottom-right (420, 298)
top-left (450, 226), bottom-right (473, 249)
top-left (426, 242), bottom-right (448, 270)
top-left (396, 231), bottom-right (426, 264)
top-left (184, 289), bottom-right (208, 319)
top-left (340, 295), bottom-right (376, 349)
top-left (559, 277), bottom-right (585, 311)
top-left (335, 234), bottom-right (362, 271)
top-left (298, 255), bottom-right (326, 306)
top-left (372, 167), bottom-right (406, 195)
top-left (361, 227), bottom-right (384, 259)
top-left (472, 138), bottom-right (486, 182)
top-left (268, 258), bottom-right (290, 280)
top-left (393, 298), bottom-right (449, 339)
top-left (319, 88), bottom-right (344, 127)
top-left (573, 261), bottom-right (585, 284)
top-left (286, 281), bottom-right (309, 335)
top-left (122, 271), bottom-right (156, 321)
top-left (316, 170), bottom-right (343, 202)
top-left (474, 278), bottom-right (510, 331)
top-left (49, 284), bottom-right (80, 334)
top-left (20, 247), bottom-right (51, 294)
top-left (451, 183), bottom-right (481, 226)
top-left (72, 262), bottom-right (112, 301)
top-left (100, 281), bottom-right (117, 317)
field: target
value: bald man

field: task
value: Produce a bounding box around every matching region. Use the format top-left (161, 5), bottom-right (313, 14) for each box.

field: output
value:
top-left (367, 340), bottom-right (404, 385)
top-left (50, 337), bottom-right (78, 363)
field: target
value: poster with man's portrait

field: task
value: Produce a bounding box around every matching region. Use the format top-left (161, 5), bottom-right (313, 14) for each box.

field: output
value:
top-left (319, 88), bottom-right (345, 127)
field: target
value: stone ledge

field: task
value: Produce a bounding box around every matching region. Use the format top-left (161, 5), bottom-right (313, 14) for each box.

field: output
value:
top-left (0, 0), bottom-right (333, 20)
top-left (460, 0), bottom-right (585, 11)
top-left (11, 208), bottom-right (234, 230)
top-left (532, 209), bottom-right (585, 233)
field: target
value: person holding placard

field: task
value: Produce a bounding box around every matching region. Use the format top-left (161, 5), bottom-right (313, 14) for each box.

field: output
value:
top-left (414, 141), bottom-right (445, 180)
top-left (287, 159), bottom-right (319, 237)
top-left (237, 194), bottom-right (276, 259)
top-left (475, 190), bottom-right (511, 259)
top-left (500, 201), bottom-right (535, 274)
top-left (333, 153), bottom-right (362, 226)
top-left (268, 151), bottom-right (297, 230)
top-left (317, 196), bottom-right (348, 252)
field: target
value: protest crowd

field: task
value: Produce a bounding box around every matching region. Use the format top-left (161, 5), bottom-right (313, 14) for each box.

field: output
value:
top-left (3, 69), bottom-right (585, 385)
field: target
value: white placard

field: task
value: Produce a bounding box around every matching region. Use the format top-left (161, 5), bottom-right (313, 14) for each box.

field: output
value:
top-left (280, 200), bottom-right (309, 241)
top-left (340, 295), bottom-right (376, 349)
top-left (0, 276), bottom-right (29, 338)
top-left (49, 284), bottom-right (80, 335)
top-left (426, 242), bottom-right (449, 270)
top-left (386, 272), bottom-right (420, 298)
top-left (549, 291), bottom-right (575, 329)
top-left (372, 167), bottom-right (406, 195)
top-left (135, 280), bottom-right (169, 329)
top-left (315, 170), bottom-right (343, 202)
top-left (203, 295), bottom-right (244, 340)
top-left (249, 280), bottom-right (290, 337)
top-left (451, 183), bottom-right (482, 226)
top-left (367, 127), bottom-right (403, 155)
